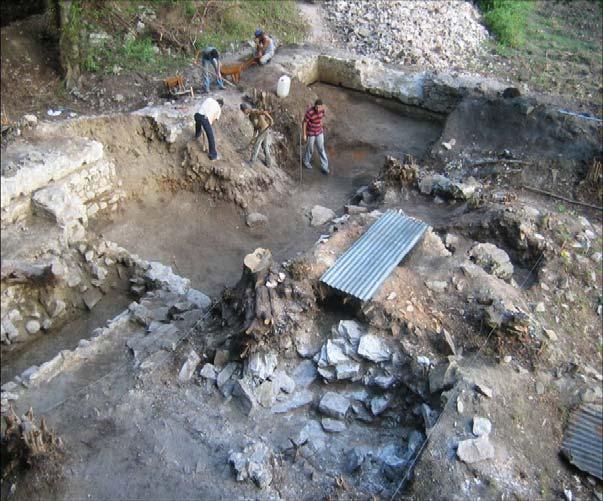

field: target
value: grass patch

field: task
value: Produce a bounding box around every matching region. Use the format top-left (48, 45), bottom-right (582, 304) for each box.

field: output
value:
top-left (193, 0), bottom-right (307, 52)
top-left (79, 0), bottom-right (306, 75)
top-left (478, 1), bottom-right (602, 104)
top-left (478, 0), bottom-right (535, 47)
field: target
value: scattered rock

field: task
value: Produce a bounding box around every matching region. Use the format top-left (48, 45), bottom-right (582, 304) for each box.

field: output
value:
top-left (469, 243), bottom-right (514, 280)
top-left (22, 114), bottom-right (38, 126)
top-left (345, 447), bottom-right (366, 473)
top-left (472, 416), bottom-right (492, 436)
top-left (255, 380), bottom-right (278, 407)
top-left (213, 349), bottom-right (229, 367)
top-left (425, 280), bottom-right (447, 292)
top-left (25, 320), bottom-right (40, 334)
top-left (370, 395), bottom-right (390, 416)
top-left (246, 212), bottom-right (268, 227)
top-left (295, 329), bottom-right (323, 358)
top-left (292, 360), bottom-right (318, 387)
top-left (319, 391), bottom-right (350, 419)
top-left (321, 417), bottom-right (346, 433)
top-left (429, 360), bottom-right (458, 393)
top-left (444, 233), bottom-right (459, 252)
top-left (294, 420), bottom-right (327, 450)
top-left (216, 362), bottom-right (238, 388)
top-left (246, 351), bottom-right (278, 381)
top-left (82, 287), bottom-right (103, 310)
top-left (357, 334), bottom-right (391, 362)
top-left (186, 288), bottom-right (211, 311)
top-left (543, 328), bottom-right (558, 342)
top-left (345, 205), bottom-right (368, 214)
top-left (325, 339), bottom-right (350, 365)
top-left (177, 350), bottom-right (201, 383)
top-left (199, 363), bottom-right (217, 381)
top-left (421, 403), bottom-right (437, 429)
top-left (1, 382), bottom-right (18, 392)
top-left (475, 382), bottom-right (493, 399)
top-left (338, 319), bottom-right (364, 345)
top-left (229, 441), bottom-right (273, 489)
top-left (270, 370), bottom-right (296, 394)
top-left (457, 435), bottom-right (495, 463)
top-left (233, 378), bottom-right (257, 415)
top-left (310, 205), bottom-right (336, 226)
top-left (271, 389), bottom-right (314, 413)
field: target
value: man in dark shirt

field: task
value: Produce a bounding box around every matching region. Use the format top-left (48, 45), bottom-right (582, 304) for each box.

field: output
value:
top-left (302, 99), bottom-right (329, 174)
top-left (200, 46), bottom-right (225, 93)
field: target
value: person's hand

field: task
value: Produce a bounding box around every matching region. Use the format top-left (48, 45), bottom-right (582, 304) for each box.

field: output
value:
top-left (302, 135), bottom-right (307, 143)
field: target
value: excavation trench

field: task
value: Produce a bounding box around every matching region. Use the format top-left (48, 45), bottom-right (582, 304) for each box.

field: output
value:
top-left (1, 77), bottom-right (473, 500)
top-left (1, 83), bottom-right (443, 387)
top-left (91, 83), bottom-right (443, 295)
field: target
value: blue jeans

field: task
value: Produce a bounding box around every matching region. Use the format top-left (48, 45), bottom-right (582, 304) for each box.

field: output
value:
top-left (194, 113), bottom-right (217, 159)
top-left (202, 57), bottom-right (224, 91)
top-left (303, 133), bottom-right (328, 172)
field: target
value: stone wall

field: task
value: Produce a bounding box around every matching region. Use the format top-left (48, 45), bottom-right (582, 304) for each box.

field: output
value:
top-left (277, 50), bottom-right (506, 116)
top-left (1, 136), bottom-right (124, 229)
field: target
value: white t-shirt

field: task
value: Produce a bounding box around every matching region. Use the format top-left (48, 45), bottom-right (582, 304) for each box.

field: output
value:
top-left (199, 98), bottom-right (221, 124)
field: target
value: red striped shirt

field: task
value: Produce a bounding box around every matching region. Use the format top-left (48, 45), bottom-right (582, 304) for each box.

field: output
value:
top-left (304, 107), bottom-right (325, 136)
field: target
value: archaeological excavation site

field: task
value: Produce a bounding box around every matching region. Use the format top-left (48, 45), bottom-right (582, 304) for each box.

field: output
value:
top-left (1, 1), bottom-right (602, 499)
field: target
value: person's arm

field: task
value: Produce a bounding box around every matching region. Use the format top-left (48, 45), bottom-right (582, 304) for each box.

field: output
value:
top-left (264, 111), bottom-right (274, 129)
top-left (302, 115), bottom-right (307, 142)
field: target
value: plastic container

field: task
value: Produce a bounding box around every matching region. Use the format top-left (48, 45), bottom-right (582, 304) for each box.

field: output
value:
top-left (276, 75), bottom-right (291, 98)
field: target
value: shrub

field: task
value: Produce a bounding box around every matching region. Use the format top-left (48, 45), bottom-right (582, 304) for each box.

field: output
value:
top-left (478, 0), bottom-right (534, 47)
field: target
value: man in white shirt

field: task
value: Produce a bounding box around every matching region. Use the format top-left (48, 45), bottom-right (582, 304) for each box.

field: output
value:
top-left (194, 97), bottom-right (224, 160)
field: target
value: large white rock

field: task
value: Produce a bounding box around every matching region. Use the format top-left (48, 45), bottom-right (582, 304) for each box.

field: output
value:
top-left (318, 391), bottom-right (350, 419)
top-left (178, 349), bottom-right (201, 383)
top-left (469, 243), bottom-right (514, 280)
top-left (32, 184), bottom-right (88, 227)
top-left (310, 205), bottom-right (336, 226)
top-left (246, 351), bottom-right (278, 381)
top-left (457, 435), bottom-right (495, 463)
top-left (473, 416), bottom-right (492, 437)
top-left (357, 334), bottom-right (391, 362)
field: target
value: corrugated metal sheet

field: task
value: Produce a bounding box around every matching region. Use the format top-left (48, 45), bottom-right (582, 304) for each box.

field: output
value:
top-left (320, 211), bottom-right (429, 301)
top-left (561, 403), bottom-right (603, 480)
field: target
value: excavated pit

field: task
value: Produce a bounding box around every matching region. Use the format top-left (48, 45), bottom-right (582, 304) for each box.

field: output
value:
top-left (89, 83), bottom-right (442, 294)
top-left (2, 50), bottom-right (602, 500)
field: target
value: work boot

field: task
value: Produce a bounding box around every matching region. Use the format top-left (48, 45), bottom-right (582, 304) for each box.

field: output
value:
top-left (217, 78), bottom-right (225, 90)
top-left (203, 76), bottom-right (211, 93)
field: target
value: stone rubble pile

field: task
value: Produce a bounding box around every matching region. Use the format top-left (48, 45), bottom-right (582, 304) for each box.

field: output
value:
top-left (324, 0), bottom-right (489, 69)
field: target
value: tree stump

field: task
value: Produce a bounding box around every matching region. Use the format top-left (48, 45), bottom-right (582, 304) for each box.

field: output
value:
top-left (219, 248), bottom-right (284, 357)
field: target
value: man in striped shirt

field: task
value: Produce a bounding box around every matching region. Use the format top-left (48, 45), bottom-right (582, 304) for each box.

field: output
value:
top-left (302, 99), bottom-right (329, 174)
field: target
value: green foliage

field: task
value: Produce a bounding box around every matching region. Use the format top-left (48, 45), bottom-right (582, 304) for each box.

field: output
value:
top-left (120, 36), bottom-right (156, 65)
top-left (194, 0), bottom-right (307, 52)
top-left (478, 0), bottom-right (534, 47)
top-left (184, 1), bottom-right (197, 19)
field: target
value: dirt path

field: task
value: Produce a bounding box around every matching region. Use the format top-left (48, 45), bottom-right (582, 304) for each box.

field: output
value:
top-left (297, 1), bottom-right (338, 46)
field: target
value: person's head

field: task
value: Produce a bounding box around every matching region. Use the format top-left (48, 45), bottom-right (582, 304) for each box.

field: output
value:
top-left (314, 99), bottom-right (324, 112)
top-left (240, 102), bottom-right (251, 114)
top-left (217, 98), bottom-right (224, 107)
top-left (254, 28), bottom-right (264, 39)
top-left (209, 48), bottom-right (219, 60)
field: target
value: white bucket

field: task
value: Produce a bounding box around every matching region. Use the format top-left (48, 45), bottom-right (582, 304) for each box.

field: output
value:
top-left (276, 75), bottom-right (291, 98)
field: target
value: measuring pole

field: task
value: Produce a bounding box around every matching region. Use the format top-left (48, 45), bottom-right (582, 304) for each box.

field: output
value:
top-left (299, 112), bottom-right (303, 187)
